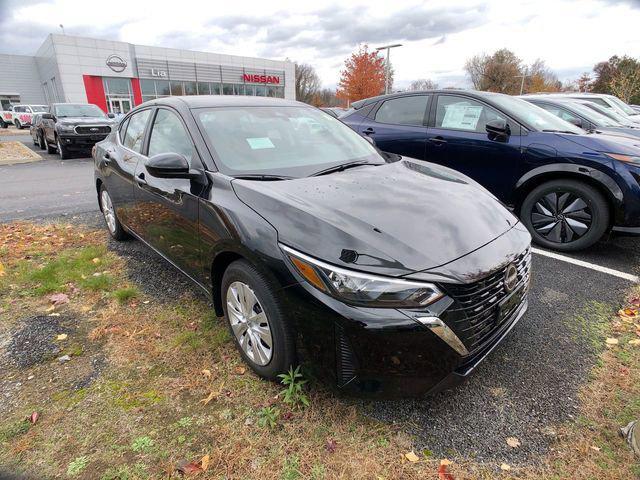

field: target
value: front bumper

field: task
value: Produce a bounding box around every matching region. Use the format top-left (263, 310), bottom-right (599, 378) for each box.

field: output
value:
top-left (58, 134), bottom-right (109, 150)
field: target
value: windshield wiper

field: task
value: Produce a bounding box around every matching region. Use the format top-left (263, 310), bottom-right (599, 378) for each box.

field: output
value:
top-left (232, 174), bottom-right (292, 181)
top-left (542, 129), bottom-right (578, 134)
top-left (311, 160), bottom-right (378, 177)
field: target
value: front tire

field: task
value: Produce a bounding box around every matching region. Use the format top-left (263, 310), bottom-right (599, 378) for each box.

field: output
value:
top-left (221, 260), bottom-right (296, 380)
top-left (38, 133), bottom-right (46, 150)
top-left (14, 120), bottom-right (22, 129)
top-left (56, 136), bottom-right (69, 160)
top-left (520, 179), bottom-right (609, 251)
top-left (99, 185), bottom-right (128, 241)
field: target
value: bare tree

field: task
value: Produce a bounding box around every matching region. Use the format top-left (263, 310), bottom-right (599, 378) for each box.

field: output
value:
top-left (408, 79), bottom-right (438, 91)
top-left (295, 63), bottom-right (321, 104)
top-left (464, 53), bottom-right (488, 90)
top-left (609, 56), bottom-right (640, 103)
top-left (525, 59), bottom-right (561, 93)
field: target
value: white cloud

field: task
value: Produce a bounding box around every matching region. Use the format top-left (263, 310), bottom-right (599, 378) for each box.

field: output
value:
top-left (1, 0), bottom-right (639, 89)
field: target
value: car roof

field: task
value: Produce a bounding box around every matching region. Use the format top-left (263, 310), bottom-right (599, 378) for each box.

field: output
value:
top-left (145, 95), bottom-right (306, 109)
top-left (350, 89), bottom-right (504, 109)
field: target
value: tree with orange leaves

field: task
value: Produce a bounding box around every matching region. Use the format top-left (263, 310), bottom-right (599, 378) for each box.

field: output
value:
top-left (336, 45), bottom-right (386, 105)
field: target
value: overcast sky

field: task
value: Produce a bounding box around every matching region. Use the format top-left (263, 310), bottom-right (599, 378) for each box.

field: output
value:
top-left (1, 0), bottom-right (639, 89)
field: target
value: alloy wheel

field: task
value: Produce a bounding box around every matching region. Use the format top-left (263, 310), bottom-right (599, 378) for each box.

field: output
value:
top-left (100, 189), bottom-right (116, 234)
top-left (226, 281), bottom-right (273, 366)
top-left (531, 191), bottom-right (592, 243)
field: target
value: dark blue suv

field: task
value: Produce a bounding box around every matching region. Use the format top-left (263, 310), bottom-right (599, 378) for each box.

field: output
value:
top-left (342, 90), bottom-right (640, 251)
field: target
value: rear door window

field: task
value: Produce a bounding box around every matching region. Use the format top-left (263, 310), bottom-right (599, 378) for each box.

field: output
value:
top-left (374, 96), bottom-right (429, 126)
top-left (123, 109), bottom-right (152, 153)
top-left (435, 95), bottom-right (506, 133)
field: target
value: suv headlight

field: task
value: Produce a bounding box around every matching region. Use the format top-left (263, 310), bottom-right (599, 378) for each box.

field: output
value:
top-left (57, 124), bottom-right (75, 133)
top-left (606, 153), bottom-right (640, 165)
top-left (281, 245), bottom-right (443, 308)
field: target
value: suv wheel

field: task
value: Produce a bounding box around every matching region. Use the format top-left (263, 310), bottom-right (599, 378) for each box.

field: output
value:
top-left (99, 185), bottom-right (128, 240)
top-left (521, 179), bottom-right (609, 251)
top-left (14, 120), bottom-right (22, 129)
top-left (38, 133), bottom-right (46, 150)
top-left (56, 137), bottom-right (69, 160)
top-left (0, 120), bottom-right (7, 129)
top-left (46, 136), bottom-right (56, 154)
top-left (221, 260), bottom-right (296, 380)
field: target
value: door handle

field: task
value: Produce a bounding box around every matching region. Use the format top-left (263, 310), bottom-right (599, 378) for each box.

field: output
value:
top-left (102, 152), bottom-right (112, 164)
top-left (363, 127), bottom-right (375, 135)
top-left (135, 172), bottom-right (147, 186)
top-left (429, 136), bottom-right (447, 146)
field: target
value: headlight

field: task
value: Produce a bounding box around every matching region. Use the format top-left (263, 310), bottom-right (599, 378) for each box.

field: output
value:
top-left (281, 245), bottom-right (443, 308)
top-left (57, 124), bottom-right (75, 132)
top-left (606, 153), bottom-right (640, 164)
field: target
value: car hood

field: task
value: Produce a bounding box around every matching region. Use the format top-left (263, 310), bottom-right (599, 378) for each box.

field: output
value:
top-left (563, 132), bottom-right (640, 155)
top-left (232, 159), bottom-right (519, 276)
top-left (58, 117), bottom-right (114, 125)
top-left (595, 127), bottom-right (640, 140)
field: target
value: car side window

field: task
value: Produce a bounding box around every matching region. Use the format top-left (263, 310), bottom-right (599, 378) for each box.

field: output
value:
top-left (123, 109), bottom-right (151, 153)
top-left (147, 109), bottom-right (194, 162)
top-left (118, 118), bottom-right (130, 144)
top-left (537, 104), bottom-right (580, 124)
top-left (435, 95), bottom-right (506, 133)
top-left (374, 96), bottom-right (429, 126)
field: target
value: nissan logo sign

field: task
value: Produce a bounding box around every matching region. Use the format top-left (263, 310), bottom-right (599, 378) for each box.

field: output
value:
top-left (106, 54), bottom-right (127, 73)
top-left (504, 263), bottom-right (519, 293)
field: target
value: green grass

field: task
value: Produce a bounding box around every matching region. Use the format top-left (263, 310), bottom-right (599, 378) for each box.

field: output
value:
top-left (113, 287), bottom-right (139, 304)
top-left (0, 419), bottom-right (30, 442)
top-left (16, 245), bottom-right (116, 295)
top-left (131, 436), bottom-right (154, 453)
top-left (67, 456), bottom-right (89, 476)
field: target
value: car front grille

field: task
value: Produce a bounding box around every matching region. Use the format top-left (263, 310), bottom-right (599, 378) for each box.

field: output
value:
top-left (442, 248), bottom-right (531, 352)
top-left (74, 125), bottom-right (111, 135)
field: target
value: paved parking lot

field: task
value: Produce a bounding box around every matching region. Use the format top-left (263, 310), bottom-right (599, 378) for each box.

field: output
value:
top-left (1, 135), bottom-right (638, 465)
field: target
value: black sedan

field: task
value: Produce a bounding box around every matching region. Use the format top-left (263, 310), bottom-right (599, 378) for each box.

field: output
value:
top-left (94, 96), bottom-right (531, 397)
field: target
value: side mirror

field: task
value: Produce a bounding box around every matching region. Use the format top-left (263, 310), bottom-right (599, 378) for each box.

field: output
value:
top-left (146, 153), bottom-right (198, 179)
top-left (107, 112), bottom-right (116, 119)
top-left (486, 119), bottom-right (510, 141)
top-left (41, 113), bottom-right (54, 120)
top-left (567, 117), bottom-right (583, 129)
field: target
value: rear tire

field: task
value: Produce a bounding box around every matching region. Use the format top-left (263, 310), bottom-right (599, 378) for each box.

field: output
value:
top-left (520, 179), bottom-right (609, 251)
top-left (0, 120), bottom-right (7, 129)
top-left (221, 260), bottom-right (296, 380)
top-left (99, 185), bottom-right (128, 241)
top-left (14, 120), bottom-right (22, 129)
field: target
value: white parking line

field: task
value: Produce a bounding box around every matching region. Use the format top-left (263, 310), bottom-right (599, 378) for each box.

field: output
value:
top-left (532, 248), bottom-right (639, 283)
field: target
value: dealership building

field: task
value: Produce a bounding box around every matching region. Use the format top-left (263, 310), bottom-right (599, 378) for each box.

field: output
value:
top-left (0, 34), bottom-right (295, 113)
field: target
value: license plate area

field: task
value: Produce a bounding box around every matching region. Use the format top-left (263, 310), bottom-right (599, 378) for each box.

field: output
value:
top-left (497, 285), bottom-right (525, 324)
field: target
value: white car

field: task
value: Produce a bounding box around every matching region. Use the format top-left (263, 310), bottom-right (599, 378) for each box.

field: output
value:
top-left (0, 104), bottom-right (49, 129)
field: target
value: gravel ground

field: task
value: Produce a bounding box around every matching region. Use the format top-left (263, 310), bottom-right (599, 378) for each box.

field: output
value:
top-left (13, 211), bottom-right (638, 466)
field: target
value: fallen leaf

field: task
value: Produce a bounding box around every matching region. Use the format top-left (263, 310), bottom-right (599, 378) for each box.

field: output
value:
top-left (590, 445), bottom-right (601, 452)
top-left (234, 366), bottom-right (246, 375)
top-left (56, 334), bottom-right (68, 341)
top-left (500, 463), bottom-right (511, 471)
top-left (619, 308), bottom-right (639, 319)
top-left (28, 412), bottom-right (39, 424)
top-left (176, 460), bottom-right (203, 475)
top-left (200, 454), bottom-right (210, 471)
top-left (49, 293), bottom-right (69, 306)
top-left (187, 321), bottom-right (198, 331)
top-left (404, 451), bottom-right (419, 462)
top-left (325, 438), bottom-right (337, 453)
top-left (630, 298), bottom-right (640, 308)
top-left (629, 339), bottom-right (640, 346)
top-left (91, 257), bottom-right (100, 264)
top-left (44, 305), bottom-right (56, 313)
top-left (200, 382), bottom-right (225, 406)
top-left (606, 338), bottom-right (619, 346)
top-left (0, 262), bottom-right (5, 277)
top-left (440, 459), bottom-right (452, 466)
top-left (438, 460), bottom-right (455, 480)
top-left (506, 436), bottom-right (521, 448)
top-left (202, 369), bottom-right (212, 378)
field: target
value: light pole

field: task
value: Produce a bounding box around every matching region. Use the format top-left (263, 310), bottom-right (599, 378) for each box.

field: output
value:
top-left (516, 67), bottom-right (528, 95)
top-left (376, 44), bottom-right (402, 94)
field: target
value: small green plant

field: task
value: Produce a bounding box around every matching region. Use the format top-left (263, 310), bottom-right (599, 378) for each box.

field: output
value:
top-left (67, 456), bottom-right (89, 476)
top-left (282, 455), bottom-right (301, 480)
top-left (131, 435), bottom-right (154, 453)
top-left (278, 366), bottom-right (310, 409)
top-left (113, 287), bottom-right (139, 304)
top-left (257, 406), bottom-right (280, 430)
top-left (376, 436), bottom-right (389, 448)
top-left (176, 416), bottom-right (193, 428)
top-left (310, 463), bottom-right (326, 480)
top-left (100, 462), bottom-right (149, 480)
top-left (0, 419), bottom-right (30, 442)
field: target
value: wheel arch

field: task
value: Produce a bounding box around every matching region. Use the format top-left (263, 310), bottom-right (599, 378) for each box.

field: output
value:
top-left (96, 178), bottom-right (104, 210)
top-left (211, 250), bottom-right (246, 316)
top-left (513, 164), bottom-right (623, 226)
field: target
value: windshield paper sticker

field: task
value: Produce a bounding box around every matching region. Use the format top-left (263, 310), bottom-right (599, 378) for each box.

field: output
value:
top-left (441, 105), bottom-right (483, 130)
top-left (246, 137), bottom-right (275, 149)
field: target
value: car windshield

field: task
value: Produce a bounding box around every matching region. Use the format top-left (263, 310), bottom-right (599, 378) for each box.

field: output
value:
top-left (55, 104), bottom-right (106, 118)
top-left (561, 101), bottom-right (621, 127)
top-left (606, 96), bottom-right (638, 116)
top-left (196, 106), bottom-right (383, 178)
top-left (31, 106), bottom-right (48, 112)
top-left (583, 102), bottom-right (636, 126)
top-left (490, 95), bottom-right (584, 134)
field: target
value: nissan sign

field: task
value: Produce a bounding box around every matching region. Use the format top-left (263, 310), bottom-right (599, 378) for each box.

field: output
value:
top-left (243, 74), bottom-right (280, 84)
top-left (106, 54), bottom-right (127, 73)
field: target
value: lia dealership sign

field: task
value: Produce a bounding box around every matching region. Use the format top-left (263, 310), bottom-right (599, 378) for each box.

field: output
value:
top-left (243, 74), bottom-right (280, 84)
top-left (106, 55), bottom-right (127, 73)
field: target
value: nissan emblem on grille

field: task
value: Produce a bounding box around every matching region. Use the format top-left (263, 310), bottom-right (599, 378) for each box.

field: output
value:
top-left (504, 263), bottom-right (519, 292)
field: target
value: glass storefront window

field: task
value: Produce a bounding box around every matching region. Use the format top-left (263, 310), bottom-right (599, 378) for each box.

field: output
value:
top-left (197, 82), bottom-right (210, 95)
top-left (210, 83), bottom-right (221, 95)
top-left (184, 81), bottom-right (197, 95)
top-left (170, 81), bottom-right (183, 96)
top-left (255, 85), bottom-right (267, 97)
top-left (104, 77), bottom-right (131, 95)
top-left (244, 85), bottom-right (255, 96)
top-left (222, 83), bottom-right (236, 95)
top-left (156, 80), bottom-right (170, 96)
top-left (142, 95), bottom-right (155, 104)
top-left (141, 80), bottom-right (156, 96)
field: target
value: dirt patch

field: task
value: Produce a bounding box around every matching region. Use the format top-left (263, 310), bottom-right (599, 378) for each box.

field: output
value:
top-left (0, 141), bottom-right (41, 165)
top-left (0, 127), bottom-right (30, 136)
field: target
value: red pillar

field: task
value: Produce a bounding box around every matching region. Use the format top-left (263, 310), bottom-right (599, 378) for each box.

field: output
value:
top-left (131, 78), bottom-right (142, 107)
top-left (82, 75), bottom-right (108, 112)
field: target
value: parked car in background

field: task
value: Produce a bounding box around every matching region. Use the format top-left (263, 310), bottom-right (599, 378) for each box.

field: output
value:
top-left (523, 96), bottom-right (640, 139)
top-left (41, 103), bottom-right (116, 159)
top-left (536, 93), bottom-right (640, 124)
top-left (320, 107), bottom-right (348, 119)
top-left (0, 104), bottom-right (48, 129)
top-left (577, 100), bottom-right (640, 128)
top-left (29, 113), bottom-right (47, 149)
top-left (342, 90), bottom-right (640, 251)
top-left (94, 96), bottom-right (532, 397)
